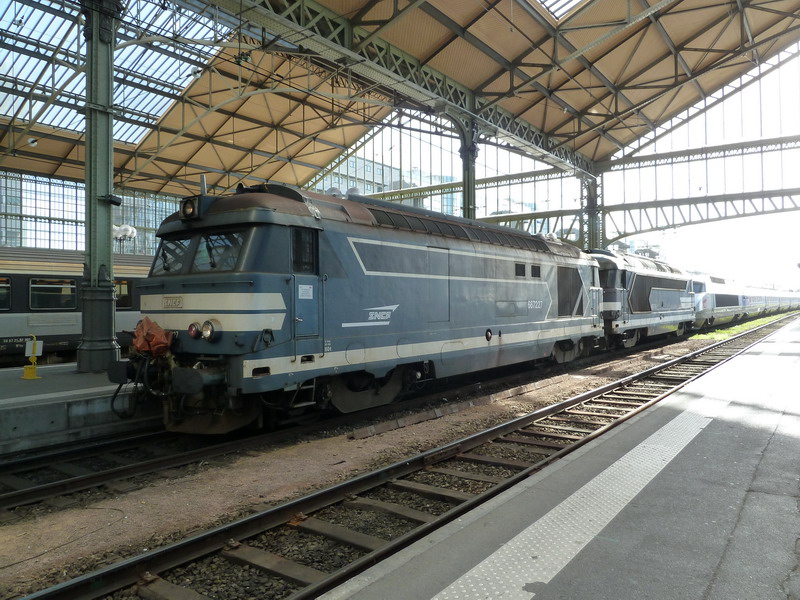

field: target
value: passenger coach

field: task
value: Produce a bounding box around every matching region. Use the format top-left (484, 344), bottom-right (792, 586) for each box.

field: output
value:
top-left (0, 247), bottom-right (148, 365)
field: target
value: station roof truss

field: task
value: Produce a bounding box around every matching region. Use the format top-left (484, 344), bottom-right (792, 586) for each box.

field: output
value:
top-left (1, 0), bottom-right (799, 197)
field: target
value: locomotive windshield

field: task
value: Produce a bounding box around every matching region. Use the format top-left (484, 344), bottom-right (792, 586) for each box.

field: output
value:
top-left (151, 229), bottom-right (247, 276)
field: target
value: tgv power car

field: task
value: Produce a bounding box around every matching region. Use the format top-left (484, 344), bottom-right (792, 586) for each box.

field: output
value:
top-left (110, 184), bottom-right (604, 433)
top-left (692, 272), bottom-right (800, 328)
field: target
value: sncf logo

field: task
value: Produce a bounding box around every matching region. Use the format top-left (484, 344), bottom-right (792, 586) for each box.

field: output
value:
top-left (366, 304), bottom-right (399, 322)
top-left (368, 310), bottom-right (394, 321)
top-left (342, 304), bottom-right (399, 328)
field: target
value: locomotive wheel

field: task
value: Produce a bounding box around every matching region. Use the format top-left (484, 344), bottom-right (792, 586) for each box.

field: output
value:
top-left (620, 329), bottom-right (640, 349)
top-left (553, 340), bottom-right (579, 364)
top-left (329, 369), bottom-right (404, 413)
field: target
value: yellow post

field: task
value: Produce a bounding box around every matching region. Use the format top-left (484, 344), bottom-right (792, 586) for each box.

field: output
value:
top-left (22, 335), bottom-right (42, 380)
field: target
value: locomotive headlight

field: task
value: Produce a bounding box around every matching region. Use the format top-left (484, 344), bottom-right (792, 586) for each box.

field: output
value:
top-left (201, 319), bottom-right (221, 342)
top-left (187, 322), bottom-right (202, 339)
top-left (180, 198), bottom-right (197, 218)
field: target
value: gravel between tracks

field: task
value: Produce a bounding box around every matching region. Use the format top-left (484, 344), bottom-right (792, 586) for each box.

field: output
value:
top-left (0, 339), bottom-right (709, 598)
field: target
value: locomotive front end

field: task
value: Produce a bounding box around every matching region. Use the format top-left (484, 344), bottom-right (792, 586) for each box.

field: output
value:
top-left (109, 186), bottom-right (318, 434)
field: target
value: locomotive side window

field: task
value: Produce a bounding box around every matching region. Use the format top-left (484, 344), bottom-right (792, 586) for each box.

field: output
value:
top-left (531, 265), bottom-right (541, 278)
top-left (193, 231), bottom-right (245, 272)
top-left (152, 237), bottom-right (192, 276)
top-left (599, 268), bottom-right (618, 288)
top-left (0, 277), bottom-right (9, 310)
top-left (292, 228), bottom-right (317, 274)
top-left (692, 281), bottom-right (706, 293)
top-left (115, 279), bottom-right (132, 309)
top-left (30, 278), bottom-right (77, 310)
top-left (515, 263), bottom-right (525, 277)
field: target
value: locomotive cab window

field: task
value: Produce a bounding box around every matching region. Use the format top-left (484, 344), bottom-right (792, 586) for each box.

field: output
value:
top-left (152, 237), bottom-right (192, 276)
top-left (0, 277), bottom-right (9, 310)
top-left (192, 231), bottom-right (246, 273)
top-left (693, 281), bottom-right (706, 293)
top-left (292, 228), bottom-right (318, 274)
top-left (30, 278), bottom-right (76, 310)
top-left (515, 263), bottom-right (525, 277)
top-left (531, 265), bottom-right (541, 278)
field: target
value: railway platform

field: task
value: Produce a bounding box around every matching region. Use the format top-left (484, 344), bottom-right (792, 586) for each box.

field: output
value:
top-left (0, 364), bottom-right (160, 454)
top-left (323, 317), bottom-right (800, 600)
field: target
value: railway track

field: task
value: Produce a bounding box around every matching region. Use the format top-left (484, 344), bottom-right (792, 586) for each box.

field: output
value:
top-left (20, 315), bottom-right (795, 600)
top-left (0, 316), bottom-right (718, 520)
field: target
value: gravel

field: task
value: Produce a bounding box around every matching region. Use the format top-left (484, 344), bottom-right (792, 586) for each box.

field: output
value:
top-left (249, 527), bottom-right (366, 572)
top-left (314, 505), bottom-right (418, 540)
top-left (164, 555), bottom-right (300, 600)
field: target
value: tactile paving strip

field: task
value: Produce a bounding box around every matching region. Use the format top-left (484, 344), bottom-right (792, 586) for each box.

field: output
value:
top-left (433, 409), bottom-right (713, 600)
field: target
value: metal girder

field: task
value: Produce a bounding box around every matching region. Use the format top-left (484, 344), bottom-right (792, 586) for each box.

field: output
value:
top-left (196, 0), bottom-right (594, 174)
top-left (544, 1), bottom-right (798, 152)
top-left (0, 30), bottom-right (364, 153)
top-left (0, 123), bottom-right (268, 194)
top-left (623, 47), bottom-right (800, 158)
top-left (481, 208), bottom-right (584, 243)
top-left (480, 188), bottom-right (800, 247)
top-left (486, 1), bottom-right (657, 136)
top-left (603, 188), bottom-right (800, 243)
top-left (602, 134), bottom-right (800, 171)
top-left (370, 166), bottom-right (568, 204)
top-left (638, 0), bottom-right (706, 99)
top-left (418, 3), bottom-right (628, 153)
top-left (477, 0), bottom-right (681, 116)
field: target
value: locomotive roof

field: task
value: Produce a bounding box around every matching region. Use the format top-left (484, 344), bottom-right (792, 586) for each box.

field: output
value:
top-left (159, 183), bottom-right (586, 260)
top-left (589, 249), bottom-right (684, 276)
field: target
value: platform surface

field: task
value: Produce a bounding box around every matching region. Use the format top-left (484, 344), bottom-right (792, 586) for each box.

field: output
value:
top-left (323, 317), bottom-right (800, 600)
top-left (0, 363), bottom-right (160, 454)
top-left (0, 362), bottom-right (119, 408)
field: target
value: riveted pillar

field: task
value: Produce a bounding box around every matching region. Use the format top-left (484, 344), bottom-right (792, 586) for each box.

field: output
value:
top-left (459, 126), bottom-right (479, 220)
top-left (581, 175), bottom-right (604, 250)
top-left (77, 0), bottom-right (123, 372)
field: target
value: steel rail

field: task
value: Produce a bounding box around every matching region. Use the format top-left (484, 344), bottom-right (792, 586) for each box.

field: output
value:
top-left (20, 315), bottom-right (794, 600)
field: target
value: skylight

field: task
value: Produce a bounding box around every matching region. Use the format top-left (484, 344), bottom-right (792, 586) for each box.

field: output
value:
top-left (538, 0), bottom-right (585, 20)
top-left (0, 0), bottom-right (229, 145)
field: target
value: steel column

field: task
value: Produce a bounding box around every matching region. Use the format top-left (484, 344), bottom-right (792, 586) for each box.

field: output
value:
top-left (77, 0), bottom-right (122, 372)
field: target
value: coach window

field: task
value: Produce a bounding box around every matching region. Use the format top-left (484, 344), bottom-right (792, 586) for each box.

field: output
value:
top-left (530, 265), bottom-right (541, 278)
top-left (292, 228), bottom-right (318, 274)
top-left (0, 277), bottom-right (9, 310)
top-left (115, 279), bottom-right (132, 309)
top-left (30, 278), bottom-right (77, 310)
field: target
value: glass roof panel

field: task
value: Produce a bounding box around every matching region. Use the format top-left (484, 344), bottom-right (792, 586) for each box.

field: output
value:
top-left (537, 0), bottom-right (586, 20)
top-left (0, 0), bottom-right (233, 145)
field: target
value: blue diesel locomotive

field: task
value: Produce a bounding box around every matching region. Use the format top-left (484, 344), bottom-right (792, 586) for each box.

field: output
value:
top-left (110, 184), bottom-right (605, 433)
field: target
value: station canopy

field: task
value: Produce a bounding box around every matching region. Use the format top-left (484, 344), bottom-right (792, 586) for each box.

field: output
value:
top-left (1, 0), bottom-right (799, 196)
